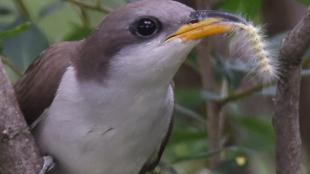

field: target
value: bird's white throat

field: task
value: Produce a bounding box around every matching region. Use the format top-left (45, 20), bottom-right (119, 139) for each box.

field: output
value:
top-left (109, 38), bottom-right (198, 86)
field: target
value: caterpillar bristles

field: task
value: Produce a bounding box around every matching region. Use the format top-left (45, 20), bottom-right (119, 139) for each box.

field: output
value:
top-left (228, 22), bottom-right (279, 82)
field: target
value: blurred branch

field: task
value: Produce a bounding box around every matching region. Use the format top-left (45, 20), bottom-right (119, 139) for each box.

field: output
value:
top-left (196, 39), bottom-right (224, 168)
top-left (172, 146), bottom-right (236, 164)
top-left (80, 7), bottom-right (90, 27)
top-left (1, 57), bottom-right (23, 77)
top-left (64, 0), bottom-right (113, 14)
top-left (194, 0), bottom-right (225, 168)
top-left (13, 0), bottom-right (31, 19)
top-left (219, 83), bottom-right (272, 106)
top-left (274, 7), bottom-right (310, 174)
top-left (0, 22), bottom-right (31, 40)
top-left (0, 60), bottom-right (43, 174)
top-left (175, 103), bottom-right (205, 124)
top-left (216, 60), bottom-right (310, 107)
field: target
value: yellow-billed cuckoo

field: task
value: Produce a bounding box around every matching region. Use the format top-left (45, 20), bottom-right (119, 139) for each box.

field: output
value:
top-left (14, 0), bottom-right (246, 174)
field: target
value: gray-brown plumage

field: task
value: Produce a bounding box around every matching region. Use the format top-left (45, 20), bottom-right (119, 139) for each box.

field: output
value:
top-left (14, 0), bottom-right (245, 173)
top-left (14, 1), bottom-right (192, 173)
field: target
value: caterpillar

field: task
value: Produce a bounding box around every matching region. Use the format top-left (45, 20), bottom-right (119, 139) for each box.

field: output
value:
top-left (228, 22), bottom-right (279, 82)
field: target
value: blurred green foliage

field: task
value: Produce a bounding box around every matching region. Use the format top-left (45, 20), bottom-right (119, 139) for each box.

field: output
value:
top-left (298, 0), bottom-right (310, 5)
top-left (0, 22), bottom-right (30, 39)
top-left (0, 0), bottom-right (309, 174)
top-left (219, 0), bottom-right (263, 20)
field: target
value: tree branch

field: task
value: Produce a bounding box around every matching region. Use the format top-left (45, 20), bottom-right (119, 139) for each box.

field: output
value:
top-left (274, 7), bottom-right (310, 174)
top-left (193, 0), bottom-right (226, 168)
top-left (196, 39), bottom-right (224, 168)
top-left (0, 60), bottom-right (42, 174)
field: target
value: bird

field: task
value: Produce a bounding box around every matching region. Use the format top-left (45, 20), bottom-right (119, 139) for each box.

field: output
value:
top-left (14, 0), bottom-right (246, 174)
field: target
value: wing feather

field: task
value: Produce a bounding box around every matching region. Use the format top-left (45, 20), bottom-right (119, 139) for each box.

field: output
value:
top-left (14, 41), bottom-right (81, 124)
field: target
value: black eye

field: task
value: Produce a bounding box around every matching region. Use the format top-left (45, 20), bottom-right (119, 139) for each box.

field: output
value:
top-left (131, 17), bottom-right (161, 38)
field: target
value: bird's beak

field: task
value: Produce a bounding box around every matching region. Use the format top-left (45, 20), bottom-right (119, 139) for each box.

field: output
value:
top-left (166, 10), bottom-right (247, 41)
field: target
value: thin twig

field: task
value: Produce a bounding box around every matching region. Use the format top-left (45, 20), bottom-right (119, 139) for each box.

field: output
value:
top-left (174, 104), bottom-right (205, 124)
top-left (216, 59), bottom-right (310, 107)
top-left (172, 146), bottom-right (236, 164)
top-left (80, 7), bottom-right (91, 27)
top-left (65, 0), bottom-right (113, 14)
top-left (0, 57), bottom-right (23, 77)
top-left (219, 83), bottom-right (272, 106)
top-left (13, 0), bottom-right (31, 19)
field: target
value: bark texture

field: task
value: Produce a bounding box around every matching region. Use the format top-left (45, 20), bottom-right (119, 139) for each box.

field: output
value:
top-left (0, 60), bottom-right (42, 174)
top-left (274, 7), bottom-right (310, 174)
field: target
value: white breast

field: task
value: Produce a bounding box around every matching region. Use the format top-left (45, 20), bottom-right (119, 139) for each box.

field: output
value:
top-left (34, 67), bottom-right (174, 174)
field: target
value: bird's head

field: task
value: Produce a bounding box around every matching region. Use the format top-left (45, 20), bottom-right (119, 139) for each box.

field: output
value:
top-left (76, 0), bottom-right (245, 86)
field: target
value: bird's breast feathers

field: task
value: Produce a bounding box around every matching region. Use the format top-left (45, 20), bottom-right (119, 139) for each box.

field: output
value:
top-left (34, 66), bottom-right (174, 174)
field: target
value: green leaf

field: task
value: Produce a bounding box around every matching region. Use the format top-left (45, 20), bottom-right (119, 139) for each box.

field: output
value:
top-left (218, 0), bottom-right (242, 12)
top-left (0, 22), bottom-right (31, 40)
top-left (163, 120), bottom-right (208, 162)
top-left (64, 24), bottom-right (92, 41)
top-left (175, 88), bottom-right (204, 108)
top-left (36, 1), bottom-right (82, 41)
top-left (231, 115), bottom-right (274, 152)
top-left (218, 0), bottom-right (263, 20)
top-left (3, 18), bottom-right (49, 71)
top-left (38, 1), bottom-right (64, 19)
top-left (297, 0), bottom-right (310, 5)
top-left (168, 122), bottom-right (207, 145)
top-left (102, 0), bottom-right (127, 8)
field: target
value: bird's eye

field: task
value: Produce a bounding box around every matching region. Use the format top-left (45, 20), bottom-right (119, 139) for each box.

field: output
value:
top-left (131, 17), bottom-right (161, 38)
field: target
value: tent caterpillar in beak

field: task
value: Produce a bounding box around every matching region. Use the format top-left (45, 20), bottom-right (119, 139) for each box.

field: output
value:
top-left (228, 22), bottom-right (279, 82)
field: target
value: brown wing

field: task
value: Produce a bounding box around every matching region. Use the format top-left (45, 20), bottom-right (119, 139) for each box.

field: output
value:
top-left (14, 41), bottom-right (81, 125)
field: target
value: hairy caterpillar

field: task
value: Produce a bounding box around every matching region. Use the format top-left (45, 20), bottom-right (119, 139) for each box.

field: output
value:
top-left (228, 22), bottom-right (279, 82)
